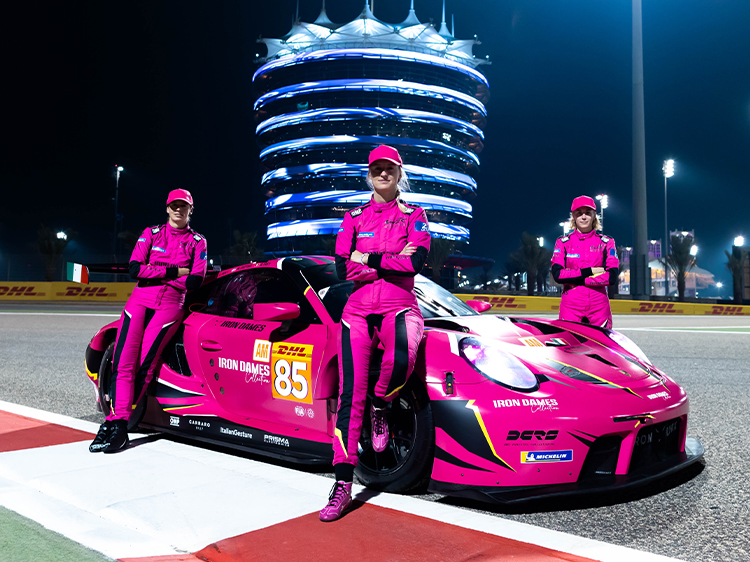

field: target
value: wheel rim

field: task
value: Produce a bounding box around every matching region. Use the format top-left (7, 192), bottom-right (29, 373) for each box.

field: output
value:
top-left (358, 393), bottom-right (418, 475)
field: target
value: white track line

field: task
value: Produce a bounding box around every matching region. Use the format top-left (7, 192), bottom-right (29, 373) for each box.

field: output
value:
top-left (0, 401), bottom-right (684, 562)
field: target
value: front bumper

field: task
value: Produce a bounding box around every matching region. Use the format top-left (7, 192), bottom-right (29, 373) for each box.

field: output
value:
top-left (428, 437), bottom-right (704, 504)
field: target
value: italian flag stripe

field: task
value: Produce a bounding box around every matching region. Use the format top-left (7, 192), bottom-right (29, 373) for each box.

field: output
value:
top-left (66, 263), bottom-right (89, 284)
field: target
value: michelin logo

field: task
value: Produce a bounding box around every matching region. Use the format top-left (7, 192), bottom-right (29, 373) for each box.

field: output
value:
top-left (521, 450), bottom-right (573, 463)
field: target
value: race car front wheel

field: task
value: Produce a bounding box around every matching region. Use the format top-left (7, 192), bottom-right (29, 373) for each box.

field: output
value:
top-left (355, 377), bottom-right (435, 493)
top-left (98, 341), bottom-right (148, 432)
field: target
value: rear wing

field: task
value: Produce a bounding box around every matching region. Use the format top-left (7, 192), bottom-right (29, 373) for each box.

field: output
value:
top-left (66, 262), bottom-right (221, 285)
top-left (66, 262), bottom-right (130, 284)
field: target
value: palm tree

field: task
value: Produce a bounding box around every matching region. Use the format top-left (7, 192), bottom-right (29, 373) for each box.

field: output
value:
top-left (665, 234), bottom-right (696, 302)
top-left (426, 237), bottom-right (457, 286)
top-left (725, 249), bottom-right (744, 304)
top-left (37, 225), bottom-right (74, 281)
top-left (223, 230), bottom-right (264, 265)
top-left (515, 232), bottom-right (551, 296)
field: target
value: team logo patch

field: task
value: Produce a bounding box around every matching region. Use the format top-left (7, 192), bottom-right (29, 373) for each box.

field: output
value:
top-left (153, 246), bottom-right (166, 253)
top-left (566, 253), bottom-right (580, 258)
top-left (338, 227), bottom-right (344, 233)
top-left (193, 234), bottom-right (202, 241)
top-left (610, 248), bottom-right (617, 256)
top-left (350, 208), bottom-right (363, 217)
top-left (415, 221), bottom-right (429, 232)
top-left (151, 227), bottom-right (160, 234)
top-left (358, 232), bottom-right (374, 238)
top-left (199, 251), bottom-right (207, 260)
top-left (553, 249), bottom-right (561, 253)
top-left (137, 238), bottom-right (146, 243)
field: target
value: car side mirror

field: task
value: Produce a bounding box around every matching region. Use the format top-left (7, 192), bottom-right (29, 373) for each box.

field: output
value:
top-left (466, 300), bottom-right (492, 313)
top-left (253, 303), bottom-right (301, 322)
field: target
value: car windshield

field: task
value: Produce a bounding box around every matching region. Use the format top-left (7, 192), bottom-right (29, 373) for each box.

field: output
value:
top-left (302, 263), bottom-right (478, 322)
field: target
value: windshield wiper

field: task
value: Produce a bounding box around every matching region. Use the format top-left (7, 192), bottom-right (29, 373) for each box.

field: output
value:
top-left (414, 286), bottom-right (458, 317)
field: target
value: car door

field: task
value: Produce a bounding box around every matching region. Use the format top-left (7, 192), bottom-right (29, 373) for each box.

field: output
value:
top-left (187, 267), bottom-right (331, 437)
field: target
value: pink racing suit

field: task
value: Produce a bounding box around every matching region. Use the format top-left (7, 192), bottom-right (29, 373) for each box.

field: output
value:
top-left (550, 230), bottom-right (619, 329)
top-left (332, 197), bottom-right (431, 468)
top-left (107, 223), bottom-right (207, 421)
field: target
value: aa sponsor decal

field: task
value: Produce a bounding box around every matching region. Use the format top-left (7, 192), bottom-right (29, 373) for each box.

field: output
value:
top-left (521, 450), bottom-right (573, 463)
top-left (272, 342), bottom-right (314, 404)
top-left (253, 340), bottom-right (271, 362)
top-left (631, 302), bottom-right (682, 314)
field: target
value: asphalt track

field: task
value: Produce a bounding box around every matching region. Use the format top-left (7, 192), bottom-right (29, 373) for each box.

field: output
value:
top-left (0, 304), bottom-right (748, 561)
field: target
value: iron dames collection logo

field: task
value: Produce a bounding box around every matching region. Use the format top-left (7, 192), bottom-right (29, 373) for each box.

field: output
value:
top-left (217, 356), bottom-right (271, 385)
top-left (493, 398), bottom-right (560, 413)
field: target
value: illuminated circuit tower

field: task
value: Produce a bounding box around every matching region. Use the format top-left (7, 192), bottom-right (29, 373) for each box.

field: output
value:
top-left (254, 1), bottom-right (489, 260)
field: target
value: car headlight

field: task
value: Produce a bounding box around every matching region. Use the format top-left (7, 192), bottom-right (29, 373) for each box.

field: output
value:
top-left (459, 336), bottom-right (539, 391)
top-left (608, 330), bottom-right (652, 366)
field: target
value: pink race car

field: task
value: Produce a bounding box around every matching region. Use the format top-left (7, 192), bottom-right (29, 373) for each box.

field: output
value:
top-left (84, 256), bottom-right (703, 503)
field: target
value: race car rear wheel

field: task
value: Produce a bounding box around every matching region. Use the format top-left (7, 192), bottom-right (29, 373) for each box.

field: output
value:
top-left (355, 378), bottom-right (434, 493)
top-left (98, 341), bottom-right (148, 432)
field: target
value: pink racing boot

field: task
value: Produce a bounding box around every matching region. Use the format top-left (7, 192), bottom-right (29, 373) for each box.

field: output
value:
top-left (319, 481), bottom-right (353, 522)
top-left (371, 405), bottom-right (389, 453)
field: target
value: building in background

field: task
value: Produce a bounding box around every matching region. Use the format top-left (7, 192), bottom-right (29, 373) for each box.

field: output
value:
top-left (253, 1), bottom-right (489, 271)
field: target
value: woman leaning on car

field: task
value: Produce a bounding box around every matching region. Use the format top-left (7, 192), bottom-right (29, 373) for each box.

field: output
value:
top-left (88, 189), bottom-right (208, 454)
top-left (551, 195), bottom-right (619, 329)
top-left (319, 145), bottom-right (431, 522)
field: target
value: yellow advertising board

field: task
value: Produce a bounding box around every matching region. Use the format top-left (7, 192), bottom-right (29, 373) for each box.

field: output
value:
top-left (454, 294), bottom-right (560, 313)
top-left (0, 282), bottom-right (135, 302)
top-left (456, 294), bottom-right (750, 316)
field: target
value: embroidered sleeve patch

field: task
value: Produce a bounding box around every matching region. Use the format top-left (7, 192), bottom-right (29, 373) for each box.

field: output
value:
top-left (415, 221), bottom-right (429, 232)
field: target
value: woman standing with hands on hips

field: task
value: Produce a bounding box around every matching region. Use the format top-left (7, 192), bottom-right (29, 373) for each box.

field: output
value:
top-left (551, 195), bottom-right (619, 329)
top-left (319, 145), bottom-right (431, 522)
top-left (89, 189), bottom-right (207, 454)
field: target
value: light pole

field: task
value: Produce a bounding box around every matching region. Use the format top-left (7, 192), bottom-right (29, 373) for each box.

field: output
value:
top-left (113, 165), bottom-right (124, 257)
top-left (595, 194), bottom-right (608, 229)
top-left (662, 159), bottom-right (674, 259)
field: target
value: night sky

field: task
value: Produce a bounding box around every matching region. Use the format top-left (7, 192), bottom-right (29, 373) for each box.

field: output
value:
top-left (4, 0), bottom-right (749, 292)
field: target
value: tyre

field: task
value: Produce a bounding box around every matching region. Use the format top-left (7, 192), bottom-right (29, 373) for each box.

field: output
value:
top-left (355, 377), bottom-right (435, 493)
top-left (98, 341), bottom-right (148, 432)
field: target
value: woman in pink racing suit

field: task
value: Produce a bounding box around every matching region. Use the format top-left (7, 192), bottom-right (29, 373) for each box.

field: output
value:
top-left (319, 145), bottom-right (431, 522)
top-left (89, 189), bottom-right (208, 454)
top-left (551, 195), bottom-right (619, 328)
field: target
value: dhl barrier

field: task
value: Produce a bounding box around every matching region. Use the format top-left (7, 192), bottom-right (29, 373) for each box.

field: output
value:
top-left (0, 282), bottom-right (135, 302)
top-left (455, 294), bottom-right (750, 316)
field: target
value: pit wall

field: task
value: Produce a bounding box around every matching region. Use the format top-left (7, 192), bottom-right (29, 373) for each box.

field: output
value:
top-left (0, 282), bottom-right (135, 302)
top-left (1, 282), bottom-right (748, 315)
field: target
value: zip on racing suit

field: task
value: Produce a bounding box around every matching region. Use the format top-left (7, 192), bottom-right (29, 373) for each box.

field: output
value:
top-left (107, 223), bottom-right (207, 421)
top-left (550, 229), bottom-right (619, 329)
top-left (332, 196), bottom-right (431, 469)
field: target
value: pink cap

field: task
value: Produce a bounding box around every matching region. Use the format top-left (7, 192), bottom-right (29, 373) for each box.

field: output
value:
top-left (167, 189), bottom-right (193, 206)
top-left (368, 145), bottom-right (403, 167)
top-left (571, 195), bottom-right (596, 212)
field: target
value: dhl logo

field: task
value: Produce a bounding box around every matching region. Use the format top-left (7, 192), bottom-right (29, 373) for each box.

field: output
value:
top-left (0, 286), bottom-right (43, 296)
top-left (707, 306), bottom-right (750, 316)
top-left (274, 343), bottom-right (313, 358)
top-left (631, 303), bottom-right (682, 314)
top-left (61, 287), bottom-right (116, 297)
top-left (474, 296), bottom-right (526, 309)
